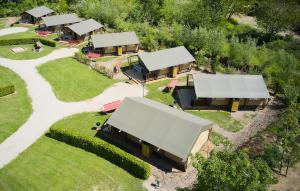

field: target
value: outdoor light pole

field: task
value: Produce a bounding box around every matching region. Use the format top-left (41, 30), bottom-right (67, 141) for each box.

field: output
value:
top-left (142, 82), bottom-right (145, 97)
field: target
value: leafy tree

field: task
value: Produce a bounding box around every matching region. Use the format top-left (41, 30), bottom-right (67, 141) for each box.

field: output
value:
top-left (255, 0), bottom-right (300, 34)
top-left (78, 0), bottom-right (135, 27)
top-left (193, 150), bottom-right (276, 191)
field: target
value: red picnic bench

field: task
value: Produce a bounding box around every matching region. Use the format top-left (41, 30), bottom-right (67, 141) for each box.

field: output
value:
top-left (36, 31), bottom-right (50, 36)
top-left (101, 100), bottom-right (121, 113)
top-left (87, 52), bottom-right (101, 59)
top-left (166, 79), bottom-right (177, 92)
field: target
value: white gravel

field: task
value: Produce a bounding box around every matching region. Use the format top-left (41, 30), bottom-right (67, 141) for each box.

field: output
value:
top-left (0, 27), bottom-right (28, 37)
top-left (0, 48), bottom-right (145, 168)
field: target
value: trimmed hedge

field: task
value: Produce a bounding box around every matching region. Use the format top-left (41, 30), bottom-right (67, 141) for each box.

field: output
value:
top-left (49, 128), bottom-right (150, 179)
top-left (74, 52), bottom-right (90, 65)
top-left (0, 85), bottom-right (15, 97)
top-left (0, 38), bottom-right (56, 47)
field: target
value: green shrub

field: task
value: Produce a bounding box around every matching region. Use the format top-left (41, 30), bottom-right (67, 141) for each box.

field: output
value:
top-left (49, 128), bottom-right (150, 179)
top-left (0, 85), bottom-right (15, 97)
top-left (74, 52), bottom-right (90, 65)
top-left (0, 38), bottom-right (56, 47)
top-left (90, 63), bottom-right (114, 79)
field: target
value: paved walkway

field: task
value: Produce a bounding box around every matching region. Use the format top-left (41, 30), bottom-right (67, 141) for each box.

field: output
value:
top-left (0, 48), bottom-right (145, 168)
top-left (0, 27), bottom-right (28, 36)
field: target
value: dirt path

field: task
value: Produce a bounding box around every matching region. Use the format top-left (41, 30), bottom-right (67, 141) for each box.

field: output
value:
top-left (232, 14), bottom-right (300, 43)
top-left (269, 162), bottom-right (300, 191)
top-left (212, 99), bottom-right (281, 149)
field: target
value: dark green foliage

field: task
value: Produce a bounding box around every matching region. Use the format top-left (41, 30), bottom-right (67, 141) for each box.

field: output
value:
top-left (0, 85), bottom-right (15, 97)
top-left (49, 127), bottom-right (150, 180)
top-left (255, 0), bottom-right (300, 35)
top-left (0, 38), bottom-right (56, 47)
top-left (193, 150), bottom-right (277, 191)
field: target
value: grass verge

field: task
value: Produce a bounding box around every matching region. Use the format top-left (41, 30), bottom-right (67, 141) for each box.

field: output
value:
top-left (0, 136), bottom-right (144, 191)
top-left (0, 44), bottom-right (55, 60)
top-left (188, 110), bottom-right (243, 132)
top-left (38, 57), bottom-right (116, 102)
top-left (0, 66), bottom-right (32, 143)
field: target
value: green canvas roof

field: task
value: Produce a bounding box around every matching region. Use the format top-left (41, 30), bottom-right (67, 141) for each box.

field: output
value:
top-left (42, 13), bottom-right (82, 27)
top-left (138, 46), bottom-right (195, 71)
top-left (25, 6), bottom-right (54, 18)
top-left (91, 32), bottom-right (139, 48)
top-left (106, 97), bottom-right (212, 160)
top-left (67, 19), bottom-right (103, 36)
top-left (193, 73), bottom-right (270, 99)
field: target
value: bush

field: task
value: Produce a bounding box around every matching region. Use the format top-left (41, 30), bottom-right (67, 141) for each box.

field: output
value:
top-left (74, 52), bottom-right (90, 65)
top-left (49, 128), bottom-right (150, 179)
top-left (0, 38), bottom-right (56, 47)
top-left (0, 85), bottom-right (15, 97)
top-left (90, 63), bottom-right (114, 79)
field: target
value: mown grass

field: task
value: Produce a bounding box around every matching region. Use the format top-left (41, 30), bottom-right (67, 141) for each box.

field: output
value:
top-left (51, 112), bottom-right (110, 137)
top-left (38, 57), bottom-right (116, 102)
top-left (96, 56), bottom-right (118, 62)
top-left (0, 19), bottom-right (6, 29)
top-left (0, 136), bottom-right (144, 191)
top-left (0, 44), bottom-right (55, 60)
top-left (145, 79), bottom-right (175, 106)
top-left (188, 110), bottom-right (243, 132)
top-left (0, 66), bottom-right (32, 143)
top-left (0, 25), bottom-right (58, 41)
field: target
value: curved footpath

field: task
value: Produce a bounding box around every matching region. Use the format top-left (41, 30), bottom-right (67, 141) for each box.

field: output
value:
top-left (0, 27), bottom-right (28, 37)
top-left (0, 48), bottom-right (145, 168)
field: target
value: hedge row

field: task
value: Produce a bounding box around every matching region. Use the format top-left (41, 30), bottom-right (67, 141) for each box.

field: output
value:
top-left (0, 85), bottom-right (15, 97)
top-left (0, 38), bottom-right (56, 47)
top-left (49, 128), bottom-right (150, 179)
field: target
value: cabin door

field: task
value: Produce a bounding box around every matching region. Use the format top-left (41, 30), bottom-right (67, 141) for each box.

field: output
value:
top-left (172, 66), bottom-right (178, 77)
top-left (117, 46), bottom-right (123, 56)
top-left (230, 98), bottom-right (239, 112)
top-left (142, 143), bottom-right (152, 157)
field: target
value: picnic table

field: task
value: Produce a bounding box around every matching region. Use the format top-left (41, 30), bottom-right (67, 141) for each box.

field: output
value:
top-left (87, 52), bottom-right (101, 59)
top-left (36, 30), bottom-right (49, 36)
top-left (101, 100), bottom-right (121, 113)
top-left (166, 79), bottom-right (177, 92)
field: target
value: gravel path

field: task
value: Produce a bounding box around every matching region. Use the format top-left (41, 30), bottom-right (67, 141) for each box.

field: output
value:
top-left (0, 27), bottom-right (28, 36)
top-left (212, 99), bottom-right (281, 149)
top-left (0, 48), bottom-right (145, 168)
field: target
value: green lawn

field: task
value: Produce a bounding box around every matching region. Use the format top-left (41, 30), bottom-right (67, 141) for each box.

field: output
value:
top-left (145, 76), bottom-right (188, 106)
top-left (38, 57), bottom-right (116, 101)
top-left (0, 44), bottom-right (55, 60)
top-left (146, 79), bottom-right (176, 106)
top-left (0, 19), bottom-right (6, 29)
top-left (0, 25), bottom-right (58, 41)
top-left (0, 136), bottom-right (144, 191)
top-left (188, 110), bottom-right (243, 132)
top-left (0, 66), bottom-right (32, 143)
top-left (96, 56), bottom-right (118, 62)
top-left (51, 112), bottom-right (110, 137)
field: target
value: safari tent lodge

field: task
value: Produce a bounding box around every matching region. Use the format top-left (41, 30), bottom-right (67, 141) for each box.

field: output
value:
top-left (177, 73), bottom-right (270, 112)
top-left (64, 19), bottom-right (103, 41)
top-left (91, 32), bottom-right (140, 56)
top-left (128, 46), bottom-right (195, 82)
top-left (42, 13), bottom-right (82, 32)
top-left (105, 97), bottom-right (212, 170)
top-left (22, 6), bottom-right (54, 24)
